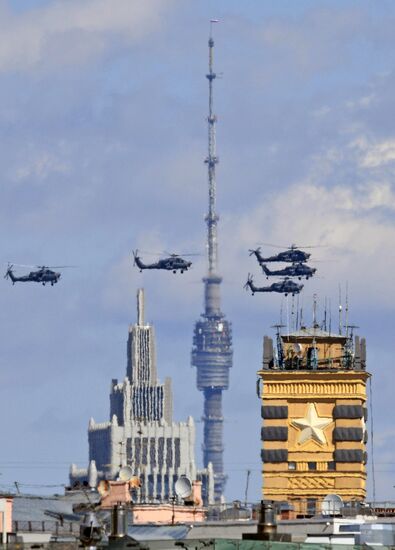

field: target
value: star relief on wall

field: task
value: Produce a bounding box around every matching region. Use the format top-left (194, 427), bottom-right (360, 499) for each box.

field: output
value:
top-left (291, 403), bottom-right (332, 445)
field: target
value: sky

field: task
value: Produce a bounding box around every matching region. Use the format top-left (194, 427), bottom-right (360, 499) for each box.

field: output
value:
top-left (1, 0), bottom-right (395, 503)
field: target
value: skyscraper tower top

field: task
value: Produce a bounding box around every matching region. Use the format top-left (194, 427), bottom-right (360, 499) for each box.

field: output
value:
top-left (192, 26), bottom-right (233, 503)
top-left (127, 288), bottom-right (157, 387)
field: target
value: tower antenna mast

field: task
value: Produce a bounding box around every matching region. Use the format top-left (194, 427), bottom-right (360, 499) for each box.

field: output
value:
top-left (191, 21), bottom-right (233, 503)
top-left (206, 19), bottom-right (219, 275)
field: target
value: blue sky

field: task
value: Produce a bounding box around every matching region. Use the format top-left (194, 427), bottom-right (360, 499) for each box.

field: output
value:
top-left (1, 0), bottom-right (395, 503)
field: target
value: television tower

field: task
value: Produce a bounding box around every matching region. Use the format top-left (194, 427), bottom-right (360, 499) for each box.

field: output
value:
top-left (191, 24), bottom-right (233, 503)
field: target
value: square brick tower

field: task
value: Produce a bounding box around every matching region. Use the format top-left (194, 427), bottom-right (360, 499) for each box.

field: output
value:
top-left (258, 325), bottom-right (369, 515)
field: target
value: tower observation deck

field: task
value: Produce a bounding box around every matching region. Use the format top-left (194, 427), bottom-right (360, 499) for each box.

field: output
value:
top-left (191, 26), bottom-right (233, 503)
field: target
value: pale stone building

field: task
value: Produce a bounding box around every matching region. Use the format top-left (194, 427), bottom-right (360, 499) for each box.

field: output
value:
top-left (70, 289), bottom-right (214, 504)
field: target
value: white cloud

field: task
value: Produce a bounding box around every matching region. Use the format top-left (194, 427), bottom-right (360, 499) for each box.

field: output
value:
top-left (221, 166), bottom-right (395, 310)
top-left (11, 150), bottom-right (70, 182)
top-left (346, 93), bottom-right (376, 111)
top-left (352, 137), bottom-right (395, 168)
top-left (0, 0), bottom-right (175, 72)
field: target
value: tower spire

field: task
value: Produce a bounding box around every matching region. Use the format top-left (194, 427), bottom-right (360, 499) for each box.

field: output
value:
top-left (205, 21), bottom-right (219, 275)
top-left (137, 288), bottom-right (145, 326)
top-left (191, 23), bottom-right (233, 503)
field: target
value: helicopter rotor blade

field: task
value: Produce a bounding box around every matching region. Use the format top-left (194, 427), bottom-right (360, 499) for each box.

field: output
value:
top-left (163, 251), bottom-right (201, 257)
top-left (5, 263), bottom-right (37, 268)
top-left (43, 265), bottom-right (77, 269)
top-left (5, 263), bottom-right (76, 269)
top-left (256, 242), bottom-right (327, 250)
top-left (308, 259), bottom-right (337, 263)
top-left (138, 250), bottom-right (166, 256)
top-left (179, 253), bottom-right (202, 257)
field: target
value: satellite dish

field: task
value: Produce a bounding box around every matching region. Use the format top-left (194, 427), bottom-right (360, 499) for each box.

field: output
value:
top-left (119, 466), bottom-right (134, 482)
top-left (97, 479), bottom-right (110, 497)
top-left (175, 476), bottom-right (192, 499)
top-left (321, 494), bottom-right (343, 516)
top-left (293, 343), bottom-right (303, 356)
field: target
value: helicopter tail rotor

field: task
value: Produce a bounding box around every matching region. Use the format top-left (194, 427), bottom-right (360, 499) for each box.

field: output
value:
top-left (244, 273), bottom-right (254, 290)
top-left (248, 247), bottom-right (261, 256)
top-left (4, 263), bottom-right (17, 284)
top-left (4, 263), bottom-right (13, 279)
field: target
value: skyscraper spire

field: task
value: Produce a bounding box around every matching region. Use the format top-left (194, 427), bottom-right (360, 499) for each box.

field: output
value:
top-left (191, 25), bottom-right (233, 503)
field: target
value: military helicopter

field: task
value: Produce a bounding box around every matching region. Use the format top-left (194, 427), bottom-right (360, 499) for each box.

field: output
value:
top-left (133, 250), bottom-right (195, 274)
top-left (4, 263), bottom-right (68, 285)
top-left (244, 274), bottom-right (304, 296)
top-left (249, 244), bottom-right (312, 264)
top-left (261, 263), bottom-right (316, 280)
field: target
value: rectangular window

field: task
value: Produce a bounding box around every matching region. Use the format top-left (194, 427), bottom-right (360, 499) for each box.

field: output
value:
top-left (175, 438), bottom-right (181, 468)
top-left (142, 437), bottom-right (148, 465)
top-left (308, 462), bottom-right (317, 471)
top-left (150, 438), bottom-right (156, 467)
top-left (327, 461), bottom-right (336, 471)
top-left (307, 498), bottom-right (317, 515)
top-left (166, 438), bottom-right (173, 467)
top-left (134, 438), bottom-right (141, 466)
top-left (158, 437), bottom-right (164, 467)
top-left (288, 462), bottom-right (296, 470)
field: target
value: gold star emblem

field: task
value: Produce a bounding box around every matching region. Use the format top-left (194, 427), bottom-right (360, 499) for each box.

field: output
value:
top-left (291, 403), bottom-right (332, 445)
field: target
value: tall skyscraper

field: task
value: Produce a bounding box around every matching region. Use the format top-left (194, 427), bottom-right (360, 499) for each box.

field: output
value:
top-left (71, 289), bottom-right (214, 504)
top-left (191, 28), bottom-right (233, 503)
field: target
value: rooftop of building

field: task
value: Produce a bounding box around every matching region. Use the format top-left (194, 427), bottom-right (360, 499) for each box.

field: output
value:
top-left (281, 325), bottom-right (347, 343)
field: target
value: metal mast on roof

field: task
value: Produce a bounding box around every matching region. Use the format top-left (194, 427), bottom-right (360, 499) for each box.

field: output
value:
top-left (191, 21), bottom-right (233, 503)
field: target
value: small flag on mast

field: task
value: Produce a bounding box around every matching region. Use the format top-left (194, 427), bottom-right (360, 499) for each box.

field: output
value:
top-left (210, 18), bottom-right (219, 37)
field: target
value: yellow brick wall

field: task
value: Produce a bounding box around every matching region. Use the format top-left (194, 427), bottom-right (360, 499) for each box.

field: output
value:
top-left (260, 369), bottom-right (369, 505)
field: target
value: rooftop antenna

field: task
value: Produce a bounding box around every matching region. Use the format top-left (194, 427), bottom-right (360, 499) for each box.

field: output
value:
top-left (329, 298), bottom-right (332, 335)
top-left (244, 469), bottom-right (251, 507)
top-left (338, 284), bottom-right (343, 335)
top-left (291, 295), bottom-right (296, 331)
top-left (280, 299), bottom-right (284, 326)
top-left (271, 324), bottom-right (285, 369)
top-left (323, 297), bottom-right (327, 331)
top-left (345, 281), bottom-right (349, 338)
top-left (347, 325), bottom-right (359, 348)
top-left (313, 293), bottom-right (318, 327)
top-left (295, 294), bottom-right (300, 331)
top-left (312, 294), bottom-right (318, 369)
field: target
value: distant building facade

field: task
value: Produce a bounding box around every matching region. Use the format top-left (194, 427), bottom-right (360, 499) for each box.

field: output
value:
top-left (259, 325), bottom-right (369, 514)
top-left (70, 289), bottom-right (214, 504)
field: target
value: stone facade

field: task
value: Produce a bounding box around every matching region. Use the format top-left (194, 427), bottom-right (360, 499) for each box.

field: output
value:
top-left (70, 289), bottom-right (214, 504)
